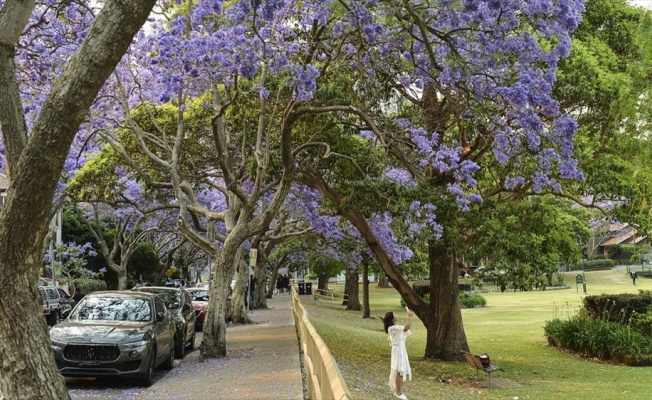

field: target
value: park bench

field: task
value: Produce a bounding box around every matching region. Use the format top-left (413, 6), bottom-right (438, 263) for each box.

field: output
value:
top-left (461, 350), bottom-right (504, 388)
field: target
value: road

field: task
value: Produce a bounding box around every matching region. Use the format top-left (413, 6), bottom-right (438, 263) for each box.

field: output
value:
top-left (66, 332), bottom-right (202, 400)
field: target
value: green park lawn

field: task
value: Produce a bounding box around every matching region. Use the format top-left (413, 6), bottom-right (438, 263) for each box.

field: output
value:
top-left (301, 268), bottom-right (652, 400)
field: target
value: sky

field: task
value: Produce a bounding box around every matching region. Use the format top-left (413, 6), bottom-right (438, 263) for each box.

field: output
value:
top-left (630, 0), bottom-right (652, 8)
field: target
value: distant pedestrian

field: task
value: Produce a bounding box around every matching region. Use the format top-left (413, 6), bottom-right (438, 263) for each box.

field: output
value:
top-left (282, 274), bottom-right (290, 294)
top-left (383, 309), bottom-right (413, 400)
top-left (248, 275), bottom-right (257, 308)
top-left (631, 271), bottom-right (638, 286)
top-left (275, 275), bottom-right (282, 295)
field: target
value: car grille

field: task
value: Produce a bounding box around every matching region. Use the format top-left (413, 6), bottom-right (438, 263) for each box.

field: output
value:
top-left (56, 359), bottom-right (141, 373)
top-left (63, 344), bottom-right (120, 361)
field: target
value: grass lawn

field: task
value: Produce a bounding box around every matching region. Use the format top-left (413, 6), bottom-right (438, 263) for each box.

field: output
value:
top-left (301, 267), bottom-right (652, 400)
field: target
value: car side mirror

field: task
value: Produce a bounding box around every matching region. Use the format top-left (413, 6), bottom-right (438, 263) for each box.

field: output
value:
top-left (156, 312), bottom-right (166, 321)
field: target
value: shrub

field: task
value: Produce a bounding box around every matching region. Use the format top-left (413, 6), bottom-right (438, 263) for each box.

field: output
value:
top-left (583, 292), bottom-right (652, 324)
top-left (552, 272), bottom-right (566, 287)
top-left (73, 277), bottom-right (107, 295)
top-left (304, 273), bottom-right (318, 279)
top-left (544, 314), bottom-right (652, 365)
top-left (571, 259), bottom-right (615, 271)
top-left (459, 292), bottom-right (487, 308)
top-left (401, 292), bottom-right (486, 309)
top-left (631, 310), bottom-right (652, 337)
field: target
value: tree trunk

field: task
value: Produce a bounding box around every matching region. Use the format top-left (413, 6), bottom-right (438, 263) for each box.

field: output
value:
top-left (0, 273), bottom-right (69, 400)
top-left (303, 176), bottom-right (469, 361)
top-left (346, 268), bottom-right (362, 311)
top-left (199, 256), bottom-right (233, 358)
top-left (230, 258), bottom-right (252, 324)
top-left (266, 263), bottom-right (280, 298)
top-left (423, 240), bottom-right (469, 360)
top-left (318, 272), bottom-right (329, 291)
top-left (0, 1), bottom-right (157, 397)
top-left (377, 273), bottom-right (389, 288)
top-left (253, 249), bottom-right (268, 309)
top-left (362, 258), bottom-right (370, 318)
top-left (116, 264), bottom-right (128, 290)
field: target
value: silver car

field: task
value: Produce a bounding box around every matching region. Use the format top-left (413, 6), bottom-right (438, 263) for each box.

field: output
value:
top-left (50, 291), bottom-right (176, 386)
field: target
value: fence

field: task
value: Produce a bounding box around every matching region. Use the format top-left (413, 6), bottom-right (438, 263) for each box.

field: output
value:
top-left (312, 288), bottom-right (348, 304)
top-left (291, 285), bottom-right (352, 400)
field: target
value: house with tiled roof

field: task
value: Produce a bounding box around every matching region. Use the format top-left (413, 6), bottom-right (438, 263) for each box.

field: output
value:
top-left (591, 223), bottom-right (648, 260)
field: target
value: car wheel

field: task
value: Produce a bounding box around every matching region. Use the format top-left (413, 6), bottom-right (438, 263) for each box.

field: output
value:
top-left (48, 311), bottom-right (60, 326)
top-left (174, 332), bottom-right (185, 359)
top-left (161, 343), bottom-right (174, 370)
top-left (186, 329), bottom-right (196, 351)
top-left (138, 347), bottom-right (156, 386)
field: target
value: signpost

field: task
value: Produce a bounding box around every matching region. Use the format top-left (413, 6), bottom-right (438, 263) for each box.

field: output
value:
top-left (575, 273), bottom-right (586, 294)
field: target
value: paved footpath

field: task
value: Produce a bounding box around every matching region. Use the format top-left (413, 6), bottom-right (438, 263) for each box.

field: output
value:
top-left (135, 294), bottom-right (304, 400)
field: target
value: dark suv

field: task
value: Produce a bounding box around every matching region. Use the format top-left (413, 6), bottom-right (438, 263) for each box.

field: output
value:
top-left (132, 286), bottom-right (196, 358)
top-left (57, 288), bottom-right (76, 318)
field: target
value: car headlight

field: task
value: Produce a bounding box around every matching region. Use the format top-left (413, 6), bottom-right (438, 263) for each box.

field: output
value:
top-left (124, 339), bottom-right (150, 349)
top-left (51, 339), bottom-right (67, 350)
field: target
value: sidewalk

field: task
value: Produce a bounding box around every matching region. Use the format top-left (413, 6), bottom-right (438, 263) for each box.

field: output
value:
top-left (136, 294), bottom-right (304, 400)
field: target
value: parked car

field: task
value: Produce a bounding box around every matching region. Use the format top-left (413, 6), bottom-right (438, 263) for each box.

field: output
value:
top-left (164, 278), bottom-right (186, 288)
top-left (186, 287), bottom-right (232, 331)
top-left (39, 285), bottom-right (62, 326)
top-left (132, 286), bottom-right (196, 358)
top-left (57, 288), bottom-right (76, 318)
top-left (49, 291), bottom-right (176, 386)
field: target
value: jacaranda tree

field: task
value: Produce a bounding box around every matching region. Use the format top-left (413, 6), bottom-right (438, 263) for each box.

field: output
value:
top-left (0, 1), bottom-right (157, 398)
top-left (95, 0), bottom-right (587, 363)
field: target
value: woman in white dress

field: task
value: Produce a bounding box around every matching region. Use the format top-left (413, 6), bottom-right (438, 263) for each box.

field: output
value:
top-left (383, 309), bottom-right (414, 400)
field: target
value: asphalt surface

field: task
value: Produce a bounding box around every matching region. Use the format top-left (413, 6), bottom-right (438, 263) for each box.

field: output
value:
top-left (67, 294), bottom-right (304, 400)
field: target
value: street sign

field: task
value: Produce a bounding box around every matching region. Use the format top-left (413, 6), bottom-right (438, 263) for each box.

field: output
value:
top-left (249, 249), bottom-right (257, 266)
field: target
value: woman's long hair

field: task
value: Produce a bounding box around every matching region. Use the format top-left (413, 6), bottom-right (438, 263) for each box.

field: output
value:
top-left (383, 311), bottom-right (395, 333)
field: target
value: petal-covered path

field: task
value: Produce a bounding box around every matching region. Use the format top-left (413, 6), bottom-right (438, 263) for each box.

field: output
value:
top-left (136, 294), bottom-right (304, 400)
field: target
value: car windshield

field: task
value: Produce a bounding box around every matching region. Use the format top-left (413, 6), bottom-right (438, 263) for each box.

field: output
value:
top-left (189, 290), bottom-right (209, 301)
top-left (136, 289), bottom-right (181, 310)
top-left (70, 296), bottom-right (152, 322)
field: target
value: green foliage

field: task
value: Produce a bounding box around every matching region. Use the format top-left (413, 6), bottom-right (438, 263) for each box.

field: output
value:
top-left (552, 272), bottom-right (566, 287)
top-left (127, 241), bottom-right (161, 283)
top-left (545, 289), bottom-right (652, 365)
top-left (401, 287), bottom-right (485, 308)
top-left (571, 259), bottom-right (615, 270)
top-left (304, 273), bottom-right (318, 279)
top-left (470, 196), bottom-right (591, 291)
top-left (583, 291), bottom-right (652, 323)
top-left (543, 314), bottom-right (651, 365)
top-left (631, 309), bottom-right (652, 337)
top-left (458, 292), bottom-right (487, 308)
top-left (558, 0), bottom-right (652, 236)
top-left (72, 277), bottom-right (107, 295)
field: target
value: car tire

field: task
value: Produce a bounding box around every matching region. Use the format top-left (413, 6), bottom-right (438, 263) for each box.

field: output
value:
top-left (186, 329), bottom-right (195, 350)
top-left (48, 311), bottom-right (60, 326)
top-left (161, 344), bottom-right (174, 370)
top-left (138, 348), bottom-right (156, 386)
top-left (174, 332), bottom-right (185, 359)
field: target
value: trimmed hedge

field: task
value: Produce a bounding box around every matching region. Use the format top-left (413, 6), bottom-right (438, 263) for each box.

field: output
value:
top-left (571, 259), bottom-right (615, 271)
top-left (72, 277), bottom-right (107, 295)
top-left (583, 292), bottom-right (652, 324)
